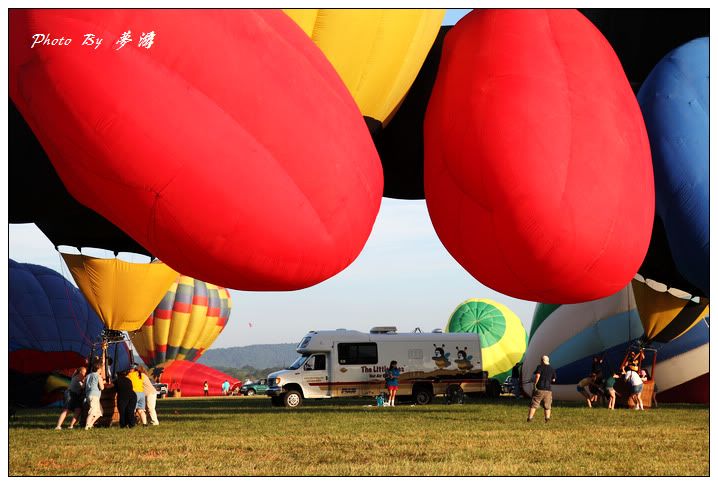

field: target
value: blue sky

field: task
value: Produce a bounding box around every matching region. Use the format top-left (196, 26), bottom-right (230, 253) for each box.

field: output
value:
top-left (7, 9), bottom-right (541, 348)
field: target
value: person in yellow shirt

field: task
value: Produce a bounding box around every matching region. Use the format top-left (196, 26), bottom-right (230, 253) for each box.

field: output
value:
top-left (127, 366), bottom-right (148, 425)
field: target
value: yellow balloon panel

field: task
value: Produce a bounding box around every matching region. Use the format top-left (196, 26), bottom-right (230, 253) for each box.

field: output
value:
top-left (284, 8), bottom-right (444, 125)
top-left (62, 254), bottom-right (178, 331)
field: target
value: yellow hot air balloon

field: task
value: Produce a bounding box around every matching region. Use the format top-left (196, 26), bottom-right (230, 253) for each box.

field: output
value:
top-left (284, 9), bottom-right (444, 131)
top-left (131, 275), bottom-right (232, 368)
top-left (62, 253), bottom-right (179, 332)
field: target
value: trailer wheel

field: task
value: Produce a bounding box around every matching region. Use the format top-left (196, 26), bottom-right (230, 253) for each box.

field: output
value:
top-left (413, 387), bottom-right (433, 405)
top-left (283, 390), bottom-right (303, 408)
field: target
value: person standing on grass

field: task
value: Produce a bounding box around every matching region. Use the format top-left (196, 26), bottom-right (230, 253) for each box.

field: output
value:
top-left (141, 366), bottom-right (160, 425)
top-left (527, 355), bottom-right (556, 423)
top-left (384, 361), bottom-right (400, 407)
top-left (84, 362), bottom-right (105, 429)
top-left (623, 366), bottom-right (646, 410)
top-left (203, 380), bottom-right (209, 396)
top-left (55, 366), bottom-right (86, 429)
top-left (116, 370), bottom-right (137, 428)
top-left (604, 372), bottom-right (620, 410)
top-left (128, 366), bottom-right (147, 425)
top-left (511, 361), bottom-right (523, 398)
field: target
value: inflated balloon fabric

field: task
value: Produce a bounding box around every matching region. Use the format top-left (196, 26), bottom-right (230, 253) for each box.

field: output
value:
top-left (10, 9), bottom-right (383, 292)
top-left (9, 101), bottom-right (151, 256)
top-left (424, 9), bottom-right (654, 303)
top-left (525, 284), bottom-right (708, 403)
top-left (155, 360), bottom-right (236, 397)
top-left (444, 298), bottom-right (526, 380)
top-left (637, 38), bottom-right (709, 297)
top-left (132, 276), bottom-right (232, 367)
top-left (285, 9), bottom-right (444, 130)
top-left (9, 259), bottom-right (131, 374)
top-left (580, 9), bottom-right (709, 93)
top-left (631, 278), bottom-right (708, 344)
top-left (375, 25), bottom-right (452, 199)
top-left (62, 254), bottom-right (179, 332)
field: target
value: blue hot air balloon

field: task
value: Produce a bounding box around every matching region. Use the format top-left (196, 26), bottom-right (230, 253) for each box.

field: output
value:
top-left (637, 37), bottom-right (709, 297)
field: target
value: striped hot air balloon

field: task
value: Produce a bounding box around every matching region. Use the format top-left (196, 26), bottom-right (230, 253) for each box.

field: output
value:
top-left (131, 276), bottom-right (232, 368)
top-left (525, 284), bottom-right (708, 403)
top-left (445, 298), bottom-right (527, 381)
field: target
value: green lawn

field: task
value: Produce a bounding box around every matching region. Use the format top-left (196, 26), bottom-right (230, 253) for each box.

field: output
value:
top-left (9, 396), bottom-right (708, 476)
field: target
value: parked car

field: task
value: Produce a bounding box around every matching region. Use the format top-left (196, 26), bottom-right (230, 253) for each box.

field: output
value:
top-left (501, 376), bottom-right (515, 395)
top-left (153, 382), bottom-right (168, 398)
top-left (239, 379), bottom-right (269, 396)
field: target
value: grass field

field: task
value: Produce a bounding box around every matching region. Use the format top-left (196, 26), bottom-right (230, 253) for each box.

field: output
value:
top-left (9, 395), bottom-right (708, 476)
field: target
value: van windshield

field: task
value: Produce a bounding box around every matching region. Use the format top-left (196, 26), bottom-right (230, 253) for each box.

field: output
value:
top-left (287, 355), bottom-right (309, 370)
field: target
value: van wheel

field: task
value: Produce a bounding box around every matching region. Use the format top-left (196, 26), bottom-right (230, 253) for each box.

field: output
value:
top-left (445, 384), bottom-right (465, 404)
top-left (485, 379), bottom-right (501, 398)
top-left (246, 389), bottom-right (256, 396)
top-left (283, 391), bottom-right (303, 408)
top-left (413, 387), bottom-right (433, 405)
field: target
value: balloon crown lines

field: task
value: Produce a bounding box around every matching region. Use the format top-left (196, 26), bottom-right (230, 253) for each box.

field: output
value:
top-left (29, 31), bottom-right (156, 50)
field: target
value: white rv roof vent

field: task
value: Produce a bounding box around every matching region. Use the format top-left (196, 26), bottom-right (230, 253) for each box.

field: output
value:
top-left (431, 328), bottom-right (443, 333)
top-left (370, 326), bottom-right (397, 334)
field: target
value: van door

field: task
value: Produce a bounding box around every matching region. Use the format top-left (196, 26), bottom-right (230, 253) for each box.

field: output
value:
top-left (301, 354), bottom-right (330, 398)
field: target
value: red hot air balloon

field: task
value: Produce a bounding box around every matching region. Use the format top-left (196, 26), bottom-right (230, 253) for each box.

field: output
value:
top-left (424, 9), bottom-right (654, 303)
top-left (9, 9), bottom-right (383, 292)
top-left (157, 360), bottom-right (236, 397)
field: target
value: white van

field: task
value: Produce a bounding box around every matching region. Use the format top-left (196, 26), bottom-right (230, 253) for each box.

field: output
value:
top-left (266, 327), bottom-right (492, 408)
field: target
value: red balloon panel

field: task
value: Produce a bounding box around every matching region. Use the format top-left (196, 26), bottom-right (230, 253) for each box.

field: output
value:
top-left (9, 9), bottom-right (382, 291)
top-left (424, 9), bottom-right (654, 303)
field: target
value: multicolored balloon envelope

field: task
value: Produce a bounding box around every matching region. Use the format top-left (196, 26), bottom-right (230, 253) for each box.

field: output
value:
top-left (444, 298), bottom-right (526, 381)
top-left (9, 9), bottom-right (383, 292)
top-left (524, 284), bottom-right (708, 403)
top-left (9, 259), bottom-right (132, 374)
top-left (424, 9), bottom-right (654, 303)
top-left (155, 360), bottom-right (236, 397)
top-left (637, 37), bottom-right (709, 297)
top-left (132, 276), bottom-right (232, 368)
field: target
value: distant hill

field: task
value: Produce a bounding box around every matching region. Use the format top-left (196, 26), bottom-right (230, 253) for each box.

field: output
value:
top-left (198, 343), bottom-right (298, 369)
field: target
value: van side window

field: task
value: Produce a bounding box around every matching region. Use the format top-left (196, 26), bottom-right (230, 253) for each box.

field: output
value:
top-left (337, 343), bottom-right (378, 365)
top-left (304, 355), bottom-right (326, 371)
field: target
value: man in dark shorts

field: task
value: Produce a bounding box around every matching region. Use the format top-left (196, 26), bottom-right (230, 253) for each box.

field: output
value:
top-left (527, 355), bottom-right (557, 423)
